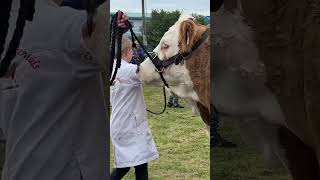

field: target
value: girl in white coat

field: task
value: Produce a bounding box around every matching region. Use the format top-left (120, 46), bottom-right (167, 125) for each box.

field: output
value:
top-left (110, 36), bottom-right (159, 180)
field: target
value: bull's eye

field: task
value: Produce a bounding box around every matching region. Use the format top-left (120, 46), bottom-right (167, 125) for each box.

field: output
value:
top-left (162, 43), bottom-right (169, 49)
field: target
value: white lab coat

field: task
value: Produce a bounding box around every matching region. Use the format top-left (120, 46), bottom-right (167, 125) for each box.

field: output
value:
top-left (110, 60), bottom-right (159, 168)
top-left (0, 1), bottom-right (109, 179)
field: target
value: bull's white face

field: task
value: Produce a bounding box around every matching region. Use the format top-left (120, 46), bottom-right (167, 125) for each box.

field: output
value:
top-left (153, 25), bottom-right (180, 62)
top-left (137, 14), bottom-right (194, 87)
top-left (137, 14), bottom-right (201, 107)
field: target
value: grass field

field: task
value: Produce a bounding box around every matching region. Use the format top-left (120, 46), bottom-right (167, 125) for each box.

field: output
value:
top-left (110, 86), bottom-right (210, 180)
top-left (0, 86), bottom-right (294, 180)
top-left (212, 117), bottom-right (292, 180)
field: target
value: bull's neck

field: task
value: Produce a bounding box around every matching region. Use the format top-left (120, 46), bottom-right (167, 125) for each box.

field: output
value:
top-left (194, 25), bottom-right (209, 44)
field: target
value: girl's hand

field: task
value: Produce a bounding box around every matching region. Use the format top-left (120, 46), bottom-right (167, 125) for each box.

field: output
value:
top-left (117, 11), bottom-right (130, 32)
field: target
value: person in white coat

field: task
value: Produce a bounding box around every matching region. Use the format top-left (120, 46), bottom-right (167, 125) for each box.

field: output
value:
top-left (110, 36), bottom-right (159, 180)
top-left (0, 1), bottom-right (128, 179)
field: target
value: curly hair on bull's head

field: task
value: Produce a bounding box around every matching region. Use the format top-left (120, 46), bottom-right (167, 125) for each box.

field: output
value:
top-left (178, 17), bottom-right (208, 55)
top-left (178, 19), bottom-right (197, 55)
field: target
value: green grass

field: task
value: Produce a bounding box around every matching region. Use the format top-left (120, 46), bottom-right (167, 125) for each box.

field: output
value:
top-left (110, 86), bottom-right (210, 179)
top-left (212, 118), bottom-right (292, 180)
top-left (0, 86), bottom-right (294, 180)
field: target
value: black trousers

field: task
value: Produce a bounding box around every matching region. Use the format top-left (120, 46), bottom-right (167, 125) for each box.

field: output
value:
top-left (168, 95), bottom-right (179, 106)
top-left (110, 163), bottom-right (148, 180)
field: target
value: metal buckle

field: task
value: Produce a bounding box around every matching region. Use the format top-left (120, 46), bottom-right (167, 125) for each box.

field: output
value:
top-left (150, 52), bottom-right (158, 60)
top-left (155, 66), bottom-right (164, 73)
top-left (181, 53), bottom-right (191, 60)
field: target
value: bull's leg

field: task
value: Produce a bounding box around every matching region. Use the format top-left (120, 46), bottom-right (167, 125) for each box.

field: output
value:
top-left (206, 124), bottom-right (210, 133)
top-left (196, 102), bottom-right (210, 125)
top-left (195, 102), bottom-right (210, 144)
top-left (205, 124), bottom-right (210, 144)
top-left (278, 126), bottom-right (320, 180)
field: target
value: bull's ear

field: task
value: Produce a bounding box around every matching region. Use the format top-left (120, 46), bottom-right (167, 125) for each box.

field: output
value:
top-left (179, 20), bottom-right (196, 54)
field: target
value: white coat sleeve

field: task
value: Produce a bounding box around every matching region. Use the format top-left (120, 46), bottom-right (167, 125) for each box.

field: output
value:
top-left (129, 65), bottom-right (142, 85)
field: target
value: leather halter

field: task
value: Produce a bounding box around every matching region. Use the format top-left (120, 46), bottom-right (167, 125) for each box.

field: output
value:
top-left (148, 28), bottom-right (210, 86)
top-left (125, 19), bottom-right (209, 88)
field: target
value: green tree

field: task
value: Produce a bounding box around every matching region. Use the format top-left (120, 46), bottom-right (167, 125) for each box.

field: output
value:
top-left (146, 10), bottom-right (181, 49)
top-left (145, 10), bottom-right (208, 49)
top-left (192, 13), bottom-right (208, 25)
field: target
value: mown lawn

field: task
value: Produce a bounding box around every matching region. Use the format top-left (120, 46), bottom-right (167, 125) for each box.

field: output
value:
top-left (110, 86), bottom-right (210, 180)
top-left (212, 117), bottom-right (292, 180)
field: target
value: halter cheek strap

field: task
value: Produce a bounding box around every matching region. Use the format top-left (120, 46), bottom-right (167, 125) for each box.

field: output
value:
top-left (173, 28), bottom-right (210, 65)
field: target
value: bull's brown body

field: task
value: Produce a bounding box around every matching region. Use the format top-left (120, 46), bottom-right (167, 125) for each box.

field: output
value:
top-left (179, 22), bottom-right (211, 125)
top-left (185, 37), bottom-right (210, 125)
top-left (241, 0), bottom-right (320, 178)
top-left (213, 0), bottom-right (320, 179)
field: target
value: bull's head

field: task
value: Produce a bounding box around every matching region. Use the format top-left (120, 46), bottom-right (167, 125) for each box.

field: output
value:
top-left (137, 14), bottom-right (205, 87)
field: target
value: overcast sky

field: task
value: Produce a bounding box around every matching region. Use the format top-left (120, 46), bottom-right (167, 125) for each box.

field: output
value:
top-left (110, 0), bottom-right (210, 16)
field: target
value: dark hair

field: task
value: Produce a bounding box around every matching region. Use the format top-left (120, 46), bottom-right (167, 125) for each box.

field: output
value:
top-left (0, 0), bottom-right (36, 77)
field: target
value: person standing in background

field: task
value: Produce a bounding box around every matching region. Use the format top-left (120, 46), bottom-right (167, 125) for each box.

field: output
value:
top-left (167, 95), bottom-right (184, 108)
top-left (132, 41), bottom-right (145, 64)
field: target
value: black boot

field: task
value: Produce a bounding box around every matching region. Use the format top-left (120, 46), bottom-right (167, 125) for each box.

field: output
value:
top-left (167, 96), bottom-right (174, 108)
top-left (173, 104), bottom-right (184, 108)
top-left (173, 96), bottom-right (184, 108)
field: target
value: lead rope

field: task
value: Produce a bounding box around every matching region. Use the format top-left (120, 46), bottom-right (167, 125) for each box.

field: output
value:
top-left (124, 21), bottom-right (168, 115)
top-left (146, 86), bottom-right (167, 115)
top-left (0, 0), bottom-right (36, 77)
top-left (109, 13), bottom-right (167, 115)
top-left (125, 20), bottom-right (169, 88)
top-left (110, 12), bottom-right (124, 86)
top-left (109, 13), bottom-right (117, 84)
top-left (0, 0), bottom-right (13, 58)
